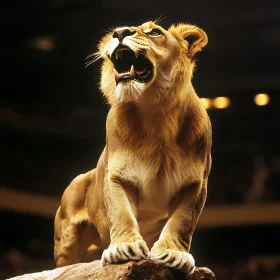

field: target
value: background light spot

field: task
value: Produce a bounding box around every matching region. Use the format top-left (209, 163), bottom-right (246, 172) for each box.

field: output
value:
top-left (254, 93), bottom-right (270, 106)
top-left (213, 96), bottom-right (231, 109)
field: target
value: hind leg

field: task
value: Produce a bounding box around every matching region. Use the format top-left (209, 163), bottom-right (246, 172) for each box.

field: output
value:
top-left (54, 206), bottom-right (101, 267)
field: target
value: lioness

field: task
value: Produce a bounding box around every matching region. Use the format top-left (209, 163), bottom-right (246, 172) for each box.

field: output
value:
top-left (54, 21), bottom-right (211, 275)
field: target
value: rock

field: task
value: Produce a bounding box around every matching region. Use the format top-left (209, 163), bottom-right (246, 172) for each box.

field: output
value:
top-left (7, 260), bottom-right (215, 280)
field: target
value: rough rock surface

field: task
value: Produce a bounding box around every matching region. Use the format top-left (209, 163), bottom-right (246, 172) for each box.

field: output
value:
top-left (8, 260), bottom-right (215, 280)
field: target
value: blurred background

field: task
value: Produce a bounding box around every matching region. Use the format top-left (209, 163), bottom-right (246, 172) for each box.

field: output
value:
top-left (1, 0), bottom-right (280, 279)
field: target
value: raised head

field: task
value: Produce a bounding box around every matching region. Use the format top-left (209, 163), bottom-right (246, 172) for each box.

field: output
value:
top-left (96, 21), bottom-right (208, 104)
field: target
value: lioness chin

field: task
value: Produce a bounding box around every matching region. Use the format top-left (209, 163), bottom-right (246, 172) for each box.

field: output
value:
top-left (54, 21), bottom-right (212, 275)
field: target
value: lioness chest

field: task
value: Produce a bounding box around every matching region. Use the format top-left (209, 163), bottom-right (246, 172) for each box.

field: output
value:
top-left (107, 140), bottom-right (203, 203)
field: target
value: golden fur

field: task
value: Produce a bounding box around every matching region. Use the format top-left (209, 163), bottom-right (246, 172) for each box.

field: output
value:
top-left (54, 21), bottom-right (211, 275)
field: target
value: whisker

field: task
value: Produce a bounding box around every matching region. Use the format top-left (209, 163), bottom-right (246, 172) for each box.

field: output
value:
top-left (85, 59), bottom-right (98, 68)
top-left (154, 14), bottom-right (166, 25)
top-left (107, 26), bottom-right (116, 32)
top-left (85, 53), bottom-right (103, 67)
top-left (85, 51), bottom-right (103, 68)
top-left (85, 51), bottom-right (102, 61)
top-left (102, 27), bottom-right (114, 33)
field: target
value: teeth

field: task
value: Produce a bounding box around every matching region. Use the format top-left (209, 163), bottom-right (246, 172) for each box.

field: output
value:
top-left (119, 47), bottom-right (129, 51)
top-left (130, 65), bottom-right (135, 77)
top-left (113, 68), bottom-right (120, 79)
top-left (135, 52), bottom-right (138, 58)
top-left (115, 51), bottom-right (118, 59)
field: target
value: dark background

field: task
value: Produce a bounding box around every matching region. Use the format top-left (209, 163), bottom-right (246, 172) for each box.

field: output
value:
top-left (1, 1), bottom-right (280, 279)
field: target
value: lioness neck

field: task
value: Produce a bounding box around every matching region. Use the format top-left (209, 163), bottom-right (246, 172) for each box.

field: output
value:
top-left (110, 84), bottom-right (203, 142)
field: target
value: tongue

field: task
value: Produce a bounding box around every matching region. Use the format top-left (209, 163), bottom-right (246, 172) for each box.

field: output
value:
top-left (136, 68), bottom-right (146, 75)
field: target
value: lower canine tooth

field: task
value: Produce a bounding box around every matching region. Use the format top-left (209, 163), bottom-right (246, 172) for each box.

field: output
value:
top-left (113, 68), bottom-right (120, 79)
top-left (130, 65), bottom-right (135, 77)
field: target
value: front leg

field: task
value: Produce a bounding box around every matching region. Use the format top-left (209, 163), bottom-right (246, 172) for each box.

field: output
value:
top-left (150, 181), bottom-right (207, 275)
top-left (101, 177), bottom-right (149, 265)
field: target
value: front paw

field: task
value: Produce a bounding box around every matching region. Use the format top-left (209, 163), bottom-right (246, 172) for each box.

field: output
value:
top-left (101, 240), bottom-right (149, 266)
top-left (150, 241), bottom-right (195, 275)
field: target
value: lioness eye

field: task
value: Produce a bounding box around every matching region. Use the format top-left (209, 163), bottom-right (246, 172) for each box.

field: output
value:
top-left (148, 29), bottom-right (163, 37)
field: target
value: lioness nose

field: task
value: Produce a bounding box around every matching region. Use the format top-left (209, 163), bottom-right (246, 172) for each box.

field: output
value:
top-left (112, 29), bottom-right (136, 42)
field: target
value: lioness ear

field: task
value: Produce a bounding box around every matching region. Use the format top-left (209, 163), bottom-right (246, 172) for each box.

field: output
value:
top-left (169, 24), bottom-right (208, 59)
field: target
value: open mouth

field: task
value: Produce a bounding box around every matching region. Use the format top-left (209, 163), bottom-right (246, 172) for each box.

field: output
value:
top-left (110, 45), bottom-right (153, 84)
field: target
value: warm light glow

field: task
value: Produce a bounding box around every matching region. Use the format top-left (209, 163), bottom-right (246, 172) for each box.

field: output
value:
top-left (254, 93), bottom-right (270, 106)
top-left (31, 36), bottom-right (55, 52)
top-left (213, 97), bottom-right (231, 109)
top-left (200, 98), bottom-right (212, 109)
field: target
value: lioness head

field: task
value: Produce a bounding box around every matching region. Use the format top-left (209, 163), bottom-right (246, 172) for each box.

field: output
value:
top-left (96, 21), bottom-right (208, 104)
